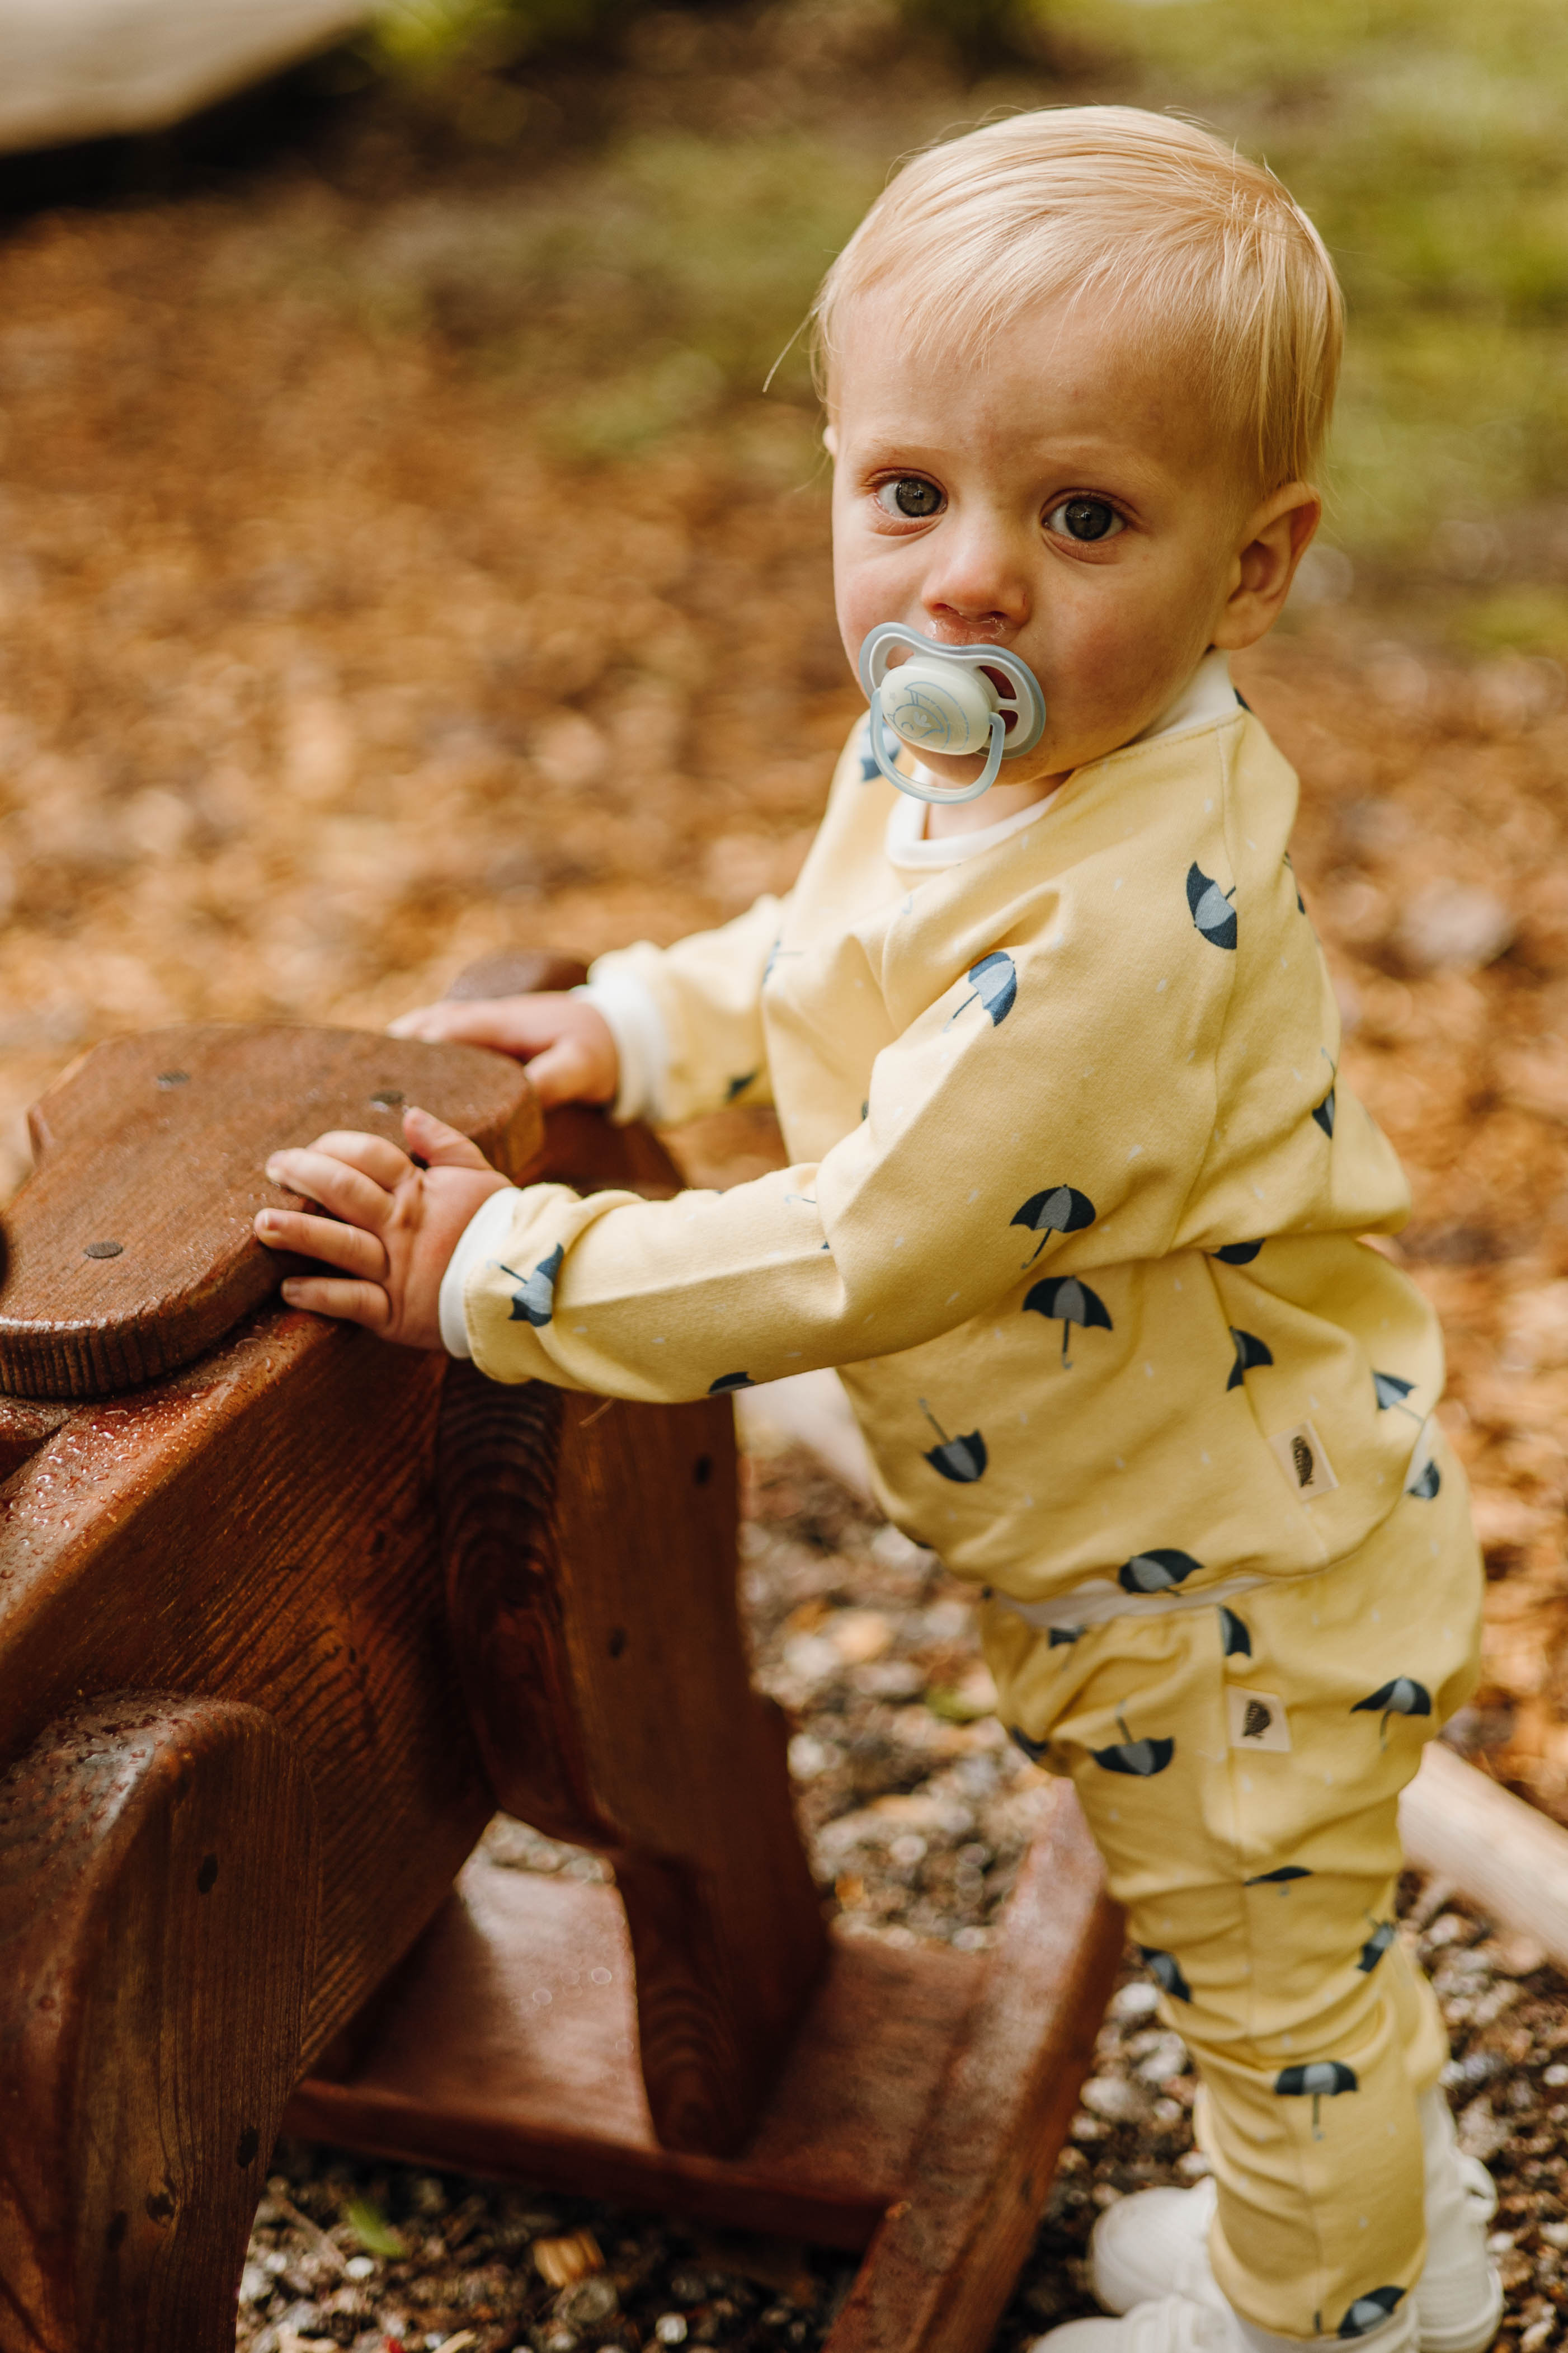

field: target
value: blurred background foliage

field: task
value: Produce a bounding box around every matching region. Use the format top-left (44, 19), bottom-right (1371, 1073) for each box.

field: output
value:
top-left (275, 0), bottom-right (1567, 642)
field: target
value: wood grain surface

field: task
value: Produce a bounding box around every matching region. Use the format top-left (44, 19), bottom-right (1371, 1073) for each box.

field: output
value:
top-left (439, 1371), bottom-right (827, 2156)
top-left (0, 1695), bottom-right (318, 2353)
top-left (288, 1775), bottom-right (1119, 2336)
top-left (0, 1313), bottom-right (495, 2065)
top-left (0, 1023), bottom-right (542, 1399)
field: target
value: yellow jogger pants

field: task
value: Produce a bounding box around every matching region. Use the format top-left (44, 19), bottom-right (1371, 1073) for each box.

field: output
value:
top-left (985, 1443), bottom-right (1484, 2342)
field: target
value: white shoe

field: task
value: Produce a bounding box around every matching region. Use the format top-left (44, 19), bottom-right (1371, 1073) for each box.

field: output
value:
top-left (1087, 2093), bottom-right (1500, 2353)
top-left (1028, 2290), bottom-right (1417, 2353)
top-left (1028, 2292), bottom-right (1239, 2353)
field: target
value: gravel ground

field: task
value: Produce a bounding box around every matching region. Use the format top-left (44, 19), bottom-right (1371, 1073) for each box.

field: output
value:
top-left (238, 1445), bottom-right (1562, 2353)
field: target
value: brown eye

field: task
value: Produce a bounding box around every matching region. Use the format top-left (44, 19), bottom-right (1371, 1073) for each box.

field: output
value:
top-left (877, 477), bottom-right (943, 519)
top-left (1047, 497), bottom-right (1123, 543)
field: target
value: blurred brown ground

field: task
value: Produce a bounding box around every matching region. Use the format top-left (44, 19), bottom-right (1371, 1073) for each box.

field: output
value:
top-left (2, 6), bottom-right (1567, 1826)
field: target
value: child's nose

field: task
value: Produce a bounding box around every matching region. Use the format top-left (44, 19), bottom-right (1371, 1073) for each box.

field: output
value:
top-left (920, 519), bottom-right (1031, 637)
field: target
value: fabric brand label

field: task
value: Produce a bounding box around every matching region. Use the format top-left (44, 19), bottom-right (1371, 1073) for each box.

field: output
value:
top-left (1227, 1687), bottom-right (1292, 1753)
top-left (1270, 1419), bottom-right (1338, 1500)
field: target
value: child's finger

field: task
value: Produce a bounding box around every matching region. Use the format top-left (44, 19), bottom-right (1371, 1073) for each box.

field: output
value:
top-left (278, 1274), bottom-right (393, 1331)
top-left (522, 1035), bottom-right (603, 1107)
top-left (254, 1208), bottom-right (390, 1279)
top-left (402, 1105), bottom-right (492, 1169)
top-left (387, 1003), bottom-right (446, 1039)
top-left (262, 1147), bottom-right (395, 1231)
top-left (285, 1130), bottom-right (412, 1186)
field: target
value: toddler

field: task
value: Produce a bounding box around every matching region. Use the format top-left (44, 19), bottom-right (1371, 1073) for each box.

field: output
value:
top-left (255, 109), bottom-right (1499, 2353)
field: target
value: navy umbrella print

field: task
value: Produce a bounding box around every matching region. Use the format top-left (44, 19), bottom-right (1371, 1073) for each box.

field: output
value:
top-left (1048, 1626), bottom-right (1083, 1648)
top-left (1227, 1328), bottom-right (1274, 1391)
top-left (1025, 1275), bottom-right (1113, 1366)
top-left (1187, 862), bottom-right (1237, 950)
top-left (946, 951), bottom-right (1017, 1029)
top-left (1010, 1725), bottom-right (1048, 1764)
top-left (1118, 1548), bottom-right (1202, 1595)
top-left (724, 1070), bottom-right (759, 1102)
top-left (1141, 1946), bottom-right (1193, 2003)
top-left (1373, 1370), bottom-right (1423, 1421)
top-left (1213, 1238), bottom-right (1264, 1265)
top-left (709, 1372), bottom-right (755, 1394)
top-left (501, 1244), bottom-right (563, 1328)
top-left (1219, 1607), bottom-right (1252, 1658)
top-left (1357, 1919), bottom-right (1397, 1974)
top-left (1274, 2058), bottom-right (1358, 2136)
top-left (1013, 1185), bottom-right (1097, 1267)
top-left (1284, 851), bottom-right (1306, 916)
top-left (1353, 1676), bottom-right (1432, 1746)
top-left (1091, 1708), bottom-right (1175, 1778)
top-left (1340, 2290), bottom-right (1405, 2341)
top-left (1407, 1455), bottom-right (1442, 1500)
top-left (1246, 1866), bottom-right (1312, 1891)
top-left (920, 1399), bottom-right (987, 1483)
top-left (1313, 1084), bottom-right (1336, 1137)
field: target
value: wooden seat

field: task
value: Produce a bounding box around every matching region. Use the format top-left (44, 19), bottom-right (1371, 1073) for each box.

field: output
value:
top-left (0, 960), bottom-right (1120, 2353)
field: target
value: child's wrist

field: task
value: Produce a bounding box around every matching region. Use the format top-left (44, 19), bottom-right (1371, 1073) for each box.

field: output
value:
top-left (437, 1185), bottom-right (521, 1358)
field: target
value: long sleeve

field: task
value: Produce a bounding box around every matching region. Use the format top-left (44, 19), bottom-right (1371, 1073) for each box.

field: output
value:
top-left (585, 890), bottom-right (787, 1128)
top-left (455, 706), bottom-right (1438, 1611)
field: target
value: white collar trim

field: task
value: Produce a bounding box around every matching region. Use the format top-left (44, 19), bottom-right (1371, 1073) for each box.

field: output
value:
top-left (884, 650), bottom-right (1239, 872)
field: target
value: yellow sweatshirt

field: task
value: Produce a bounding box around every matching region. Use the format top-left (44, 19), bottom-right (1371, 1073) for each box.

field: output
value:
top-left (453, 677), bottom-right (1443, 1610)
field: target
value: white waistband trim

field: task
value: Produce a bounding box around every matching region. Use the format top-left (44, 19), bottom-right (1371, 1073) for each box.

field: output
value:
top-left (992, 1571), bottom-right (1268, 1635)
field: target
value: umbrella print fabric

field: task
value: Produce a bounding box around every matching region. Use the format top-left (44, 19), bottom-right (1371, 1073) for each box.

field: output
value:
top-left (1141, 1946), bottom-right (1193, 2003)
top-left (1091, 1708), bottom-right (1175, 1777)
top-left (946, 950), bottom-right (1018, 1028)
top-left (1339, 2290), bottom-right (1406, 2341)
top-left (1117, 1548), bottom-right (1202, 1595)
top-left (1353, 1677), bottom-right (1432, 1746)
top-left (1313, 1084), bottom-right (1336, 1137)
top-left (1406, 1454), bottom-right (1442, 1500)
top-left (1013, 1185), bottom-right (1097, 1266)
top-left (1357, 1919), bottom-right (1397, 1973)
top-left (1024, 1274), bottom-right (1113, 1365)
top-left (1274, 2058), bottom-right (1358, 2136)
top-left (1186, 862), bottom-right (1238, 950)
top-left (1372, 1370), bottom-right (1421, 1419)
top-left (1009, 1725), bottom-right (1048, 1763)
top-left (1219, 1606), bottom-right (1252, 1657)
top-left (1227, 1328), bottom-right (1274, 1390)
top-left (919, 1399), bottom-right (987, 1483)
top-left (1246, 1866), bottom-right (1312, 1889)
top-left (1213, 1238), bottom-right (1265, 1265)
top-left (502, 1244), bottom-right (564, 1328)
top-left (709, 1371), bottom-right (755, 1393)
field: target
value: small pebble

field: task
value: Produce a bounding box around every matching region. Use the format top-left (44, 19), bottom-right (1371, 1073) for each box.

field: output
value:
top-left (534, 2229), bottom-right (604, 2289)
top-left (655, 2318), bottom-right (689, 2346)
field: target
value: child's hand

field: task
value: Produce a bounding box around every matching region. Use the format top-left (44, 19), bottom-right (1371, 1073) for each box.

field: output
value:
top-left (254, 1105), bottom-right (511, 1348)
top-left (389, 993), bottom-right (618, 1109)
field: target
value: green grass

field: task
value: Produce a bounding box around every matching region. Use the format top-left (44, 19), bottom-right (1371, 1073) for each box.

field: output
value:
top-left (1047, 0), bottom-right (1568, 577)
top-left (322, 0), bottom-right (1568, 620)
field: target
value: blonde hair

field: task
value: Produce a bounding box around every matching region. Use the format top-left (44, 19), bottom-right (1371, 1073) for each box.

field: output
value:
top-left (812, 107), bottom-right (1342, 493)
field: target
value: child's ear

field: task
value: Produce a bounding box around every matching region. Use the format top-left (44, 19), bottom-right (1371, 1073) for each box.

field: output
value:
top-left (822, 422), bottom-right (839, 459)
top-left (1212, 483), bottom-right (1321, 651)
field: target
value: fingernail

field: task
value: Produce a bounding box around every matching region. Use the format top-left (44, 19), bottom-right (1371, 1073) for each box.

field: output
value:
top-left (265, 1163), bottom-right (284, 1184)
top-left (281, 1280), bottom-right (301, 1301)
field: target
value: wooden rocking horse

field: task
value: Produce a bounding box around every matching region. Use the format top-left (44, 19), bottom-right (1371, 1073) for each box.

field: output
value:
top-left (0, 952), bottom-right (1120, 2353)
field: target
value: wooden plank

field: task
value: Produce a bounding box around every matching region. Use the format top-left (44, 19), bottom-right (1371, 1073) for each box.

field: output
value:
top-left (0, 1313), bottom-right (493, 2063)
top-left (825, 1782), bottom-right (1122, 2353)
top-left (0, 1694), bottom-right (318, 2353)
top-left (1400, 1740), bottom-right (1568, 1966)
top-left (289, 1860), bottom-right (978, 2249)
top-left (0, 1023), bottom-right (541, 1398)
top-left (441, 1375), bottom-right (828, 2156)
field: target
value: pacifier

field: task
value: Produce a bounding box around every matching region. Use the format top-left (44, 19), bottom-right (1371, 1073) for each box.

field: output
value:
top-left (857, 623), bottom-right (1047, 806)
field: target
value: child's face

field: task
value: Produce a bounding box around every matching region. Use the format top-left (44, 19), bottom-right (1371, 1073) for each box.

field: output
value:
top-left (828, 290), bottom-right (1319, 791)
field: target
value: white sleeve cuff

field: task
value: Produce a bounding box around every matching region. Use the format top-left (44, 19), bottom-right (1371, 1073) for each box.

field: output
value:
top-left (573, 963), bottom-right (670, 1126)
top-left (438, 1186), bottom-right (523, 1358)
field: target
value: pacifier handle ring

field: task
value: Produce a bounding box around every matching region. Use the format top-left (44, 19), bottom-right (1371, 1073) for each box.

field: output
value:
top-left (868, 696), bottom-right (1003, 805)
